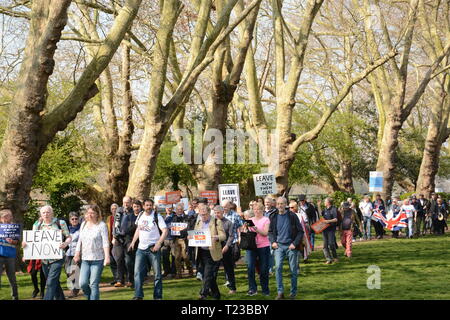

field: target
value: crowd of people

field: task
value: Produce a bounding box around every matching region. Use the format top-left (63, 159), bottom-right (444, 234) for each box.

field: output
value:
top-left (0, 192), bottom-right (448, 301)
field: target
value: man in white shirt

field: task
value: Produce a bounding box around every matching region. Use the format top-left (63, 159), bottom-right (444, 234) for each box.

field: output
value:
top-left (359, 195), bottom-right (373, 240)
top-left (401, 199), bottom-right (417, 239)
top-left (129, 199), bottom-right (168, 300)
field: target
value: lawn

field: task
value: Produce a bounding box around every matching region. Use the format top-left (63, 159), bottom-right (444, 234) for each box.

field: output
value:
top-left (1, 232), bottom-right (449, 300)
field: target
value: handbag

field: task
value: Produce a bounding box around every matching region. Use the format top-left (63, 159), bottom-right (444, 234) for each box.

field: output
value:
top-left (240, 231), bottom-right (257, 250)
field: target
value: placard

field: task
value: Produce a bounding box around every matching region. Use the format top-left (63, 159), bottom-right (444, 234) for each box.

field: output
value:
top-left (171, 222), bottom-right (188, 236)
top-left (180, 198), bottom-right (189, 211)
top-left (369, 171), bottom-right (383, 192)
top-left (23, 230), bottom-right (63, 260)
top-left (253, 173), bottom-right (276, 196)
top-left (218, 184), bottom-right (240, 208)
top-left (310, 218), bottom-right (330, 234)
top-left (0, 224), bottom-right (21, 239)
top-left (166, 191), bottom-right (182, 204)
top-left (188, 230), bottom-right (212, 247)
top-left (199, 191), bottom-right (219, 204)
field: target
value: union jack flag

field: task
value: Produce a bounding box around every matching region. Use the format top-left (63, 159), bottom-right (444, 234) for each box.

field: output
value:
top-left (372, 209), bottom-right (408, 231)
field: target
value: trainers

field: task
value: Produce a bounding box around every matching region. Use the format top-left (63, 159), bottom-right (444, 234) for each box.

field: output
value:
top-left (114, 282), bottom-right (124, 287)
top-left (196, 272), bottom-right (203, 281)
top-left (125, 282), bottom-right (133, 288)
top-left (223, 281), bottom-right (230, 286)
top-left (247, 290), bottom-right (257, 296)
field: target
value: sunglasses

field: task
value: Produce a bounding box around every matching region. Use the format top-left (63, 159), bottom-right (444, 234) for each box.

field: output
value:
top-left (70, 218), bottom-right (79, 220)
top-left (289, 206), bottom-right (295, 209)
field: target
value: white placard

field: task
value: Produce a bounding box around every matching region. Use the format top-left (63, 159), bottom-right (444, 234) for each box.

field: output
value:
top-left (218, 184), bottom-right (240, 208)
top-left (180, 198), bottom-right (189, 211)
top-left (369, 171), bottom-right (384, 192)
top-left (188, 230), bottom-right (212, 247)
top-left (171, 222), bottom-right (188, 236)
top-left (253, 173), bottom-right (276, 196)
top-left (23, 230), bottom-right (63, 260)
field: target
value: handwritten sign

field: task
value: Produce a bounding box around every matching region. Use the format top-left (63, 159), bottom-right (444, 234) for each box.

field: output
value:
top-left (253, 173), bottom-right (276, 196)
top-left (0, 224), bottom-right (21, 240)
top-left (188, 230), bottom-right (212, 247)
top-left (171, 222), bottom-right (188, 236)
top-left (199, 191), bottom-right (219, 204)
top-left (310, 218), bottom-right (330, 234)
top-left (23, 230), bottom-right (63, 260)
top-left (218, 184), bottom-right (240, 208)
top-left (166, 191), bottom-right (182, 204)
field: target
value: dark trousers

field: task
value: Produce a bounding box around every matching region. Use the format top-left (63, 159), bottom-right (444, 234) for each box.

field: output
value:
top-left (198, 248), bottom-right (220, 299)
top-left (415, 215), bottom-right (426, 236)
top-left (112, 242), bottom-right (127, 283)
top-left (0, 256), bottom-right (18, 299)
top-left (221, 245), bottom-right (236, 291)
top-left (30, 261), bottom-right (46, 296)
top-left (109, 246), bottom-right (118, 281)
top-left (322, 229), bottom-right (337, 262)
top-left (162, 240), bottom-right (176, 275)
top-left (125, 246), bottom-right (137, 284)
top-left (374, 221), bottom-right (384, 238)
top-left (188, 246), bottom-right (197, 270)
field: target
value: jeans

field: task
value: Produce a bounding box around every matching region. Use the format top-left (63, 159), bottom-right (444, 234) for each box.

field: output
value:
top-left (246, 246), bottom-right (270, 295)
top-left (310, 233), bottom-right (315, 251)
top-left (322, 229), bottom-right (338, 262)
top-left (407, 217), bottom-right (414, 238)
top-left (198, 248), bottom-right (220, 299)
top-left (42, 259), bottom-right (65, 300)
top-left (0, 256), bottom-right (18, 299)
top-left (274, 244), bottom-right (298, 296)
top-left (134, 248), bottom-right (162, 299)
top-left (363, 216), bottom-right (371, 239)
top-left (79, 260), bottom-right (104, 300)
top-left (112, 242), bottom-right (126, 283)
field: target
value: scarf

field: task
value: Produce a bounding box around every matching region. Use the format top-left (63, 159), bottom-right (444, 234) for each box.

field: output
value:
top-left (68, 223), bottom-right (81, 234)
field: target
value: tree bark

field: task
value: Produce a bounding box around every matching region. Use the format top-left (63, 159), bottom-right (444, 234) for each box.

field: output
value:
top-left (338, 159), bottom-right (355, 193)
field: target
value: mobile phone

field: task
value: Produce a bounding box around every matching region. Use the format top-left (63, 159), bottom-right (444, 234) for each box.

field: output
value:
top-left (244, 219), bottom-right (255, 227)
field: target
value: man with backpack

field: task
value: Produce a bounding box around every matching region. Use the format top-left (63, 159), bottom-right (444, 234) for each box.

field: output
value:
top-left (340, 202), bottom-right (361, 258)
top-left (129, 199), bottom-right (168, 300)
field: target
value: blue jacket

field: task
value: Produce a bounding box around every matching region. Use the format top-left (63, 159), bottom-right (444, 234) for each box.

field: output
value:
top-left (268, 210), bottom-right (304, 249)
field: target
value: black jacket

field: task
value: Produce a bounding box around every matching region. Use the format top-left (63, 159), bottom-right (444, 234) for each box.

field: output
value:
top-left (268, 210), bottom-right (304, 249)
top-left (171, 214), bottom-right (189, 239)
top-left (299, 202), bottom-right (318, 224)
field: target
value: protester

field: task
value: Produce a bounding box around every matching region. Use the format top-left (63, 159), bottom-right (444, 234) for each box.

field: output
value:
top-left (106, 203), bottom-right (119, 285)
top-left (121, 199), bottom-right (143, 287)
top-left (65, 212), bottom-right (81, 297)
top-left (317, 198), bottom-right (339, 264)
top-left (129, 199), bottom-right (168, 300)
top-left (372, 194), bottom-right (385, 239)
top-left (246, 202), bottom-right (271, 296)
top-left (74, 204), bottom-right (109, 300)
top-left (340, 202), bottom-right (361, 258)
top-left (387, 197), bottom-right (402, 238)
top-left (435, 198), bottom-right (448, 235)
top-left (269, 197), bottom-right (304, 300)
top-left (290, 199), bottom-right (312, 263)
top-left (400, 199), bottom-right (417, 239)
top-left (264, 196), bottom-right (278, 274)
top-left (171, 202), bottom-right (193, 278)
top-left (162, 206), bottom-right (176, 279)
top-left (214, 205), bottom-right (236, 294)
top-left (222, 199), bottom-right (243, 287)
top-left (428, 193), bottom-right (440, 234)
top-left (411, 196), bottom-right (424, 237)
top-left (348, 198), bottom-right (363, 241)
top-left (23, 205), bottom-right (72, 300)
top-left (112, 196), bottom-right (133, 287)
top-left (0, 209), bottom-right (19, 300)
top-left (190, 203), bottom-right (226, 300)
top-left (359, 195), bottom-right (373, 240)
top-left (298, 195), bottom-right (318, 250)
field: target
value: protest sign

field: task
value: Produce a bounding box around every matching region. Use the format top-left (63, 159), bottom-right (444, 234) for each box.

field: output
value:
top-left (188, 230), bottom-right (212, 247)
top-left (23, 230), bottom-right (63, 260)
top-left (180, 198), bottom-right (189, 210)
top-left (166, 191), bottom-right (182, 204)
top-left (310, 218), bottom-right (330, 234)
top-left (369, 171), bottom-right (383, 192)
top-left (0, 224), bottom-right (21, 240)
top-left (218, 184), bottom-right (240, 208)
top-left (154, 195), bottom-right (171, 213)
top-left (171, 222), bottom-right (188, 236)
top-left (199, 191), bottom-right (219, 204)
top-left (253, 173), bottom-right (276, 196)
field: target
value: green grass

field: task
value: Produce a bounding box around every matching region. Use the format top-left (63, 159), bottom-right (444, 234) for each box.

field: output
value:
top-left (2, 232), bottom-right (450, 300)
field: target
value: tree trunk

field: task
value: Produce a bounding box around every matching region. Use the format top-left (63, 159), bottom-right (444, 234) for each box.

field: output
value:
top-left (0, 1), bottom-right (72, 222)
top-left (376, 115), bottom-right (403, 200)
top-left (416, 89), bottom-right (450, 198)
top-left (339, 159), bottom-right (355, 193)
